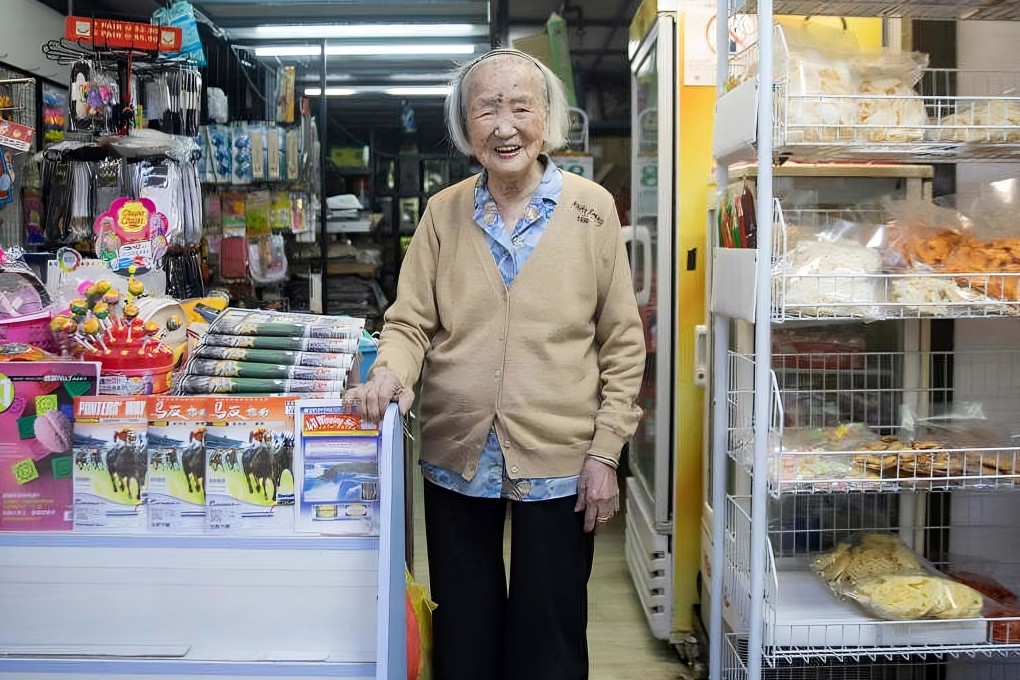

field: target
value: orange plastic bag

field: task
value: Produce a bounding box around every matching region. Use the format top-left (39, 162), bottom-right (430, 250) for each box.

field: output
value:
top-left (405, 567), bottom-right (436, 680)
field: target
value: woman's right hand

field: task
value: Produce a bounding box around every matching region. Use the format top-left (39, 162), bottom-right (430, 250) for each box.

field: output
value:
top-left (344, 371), bottom-right (415, 423)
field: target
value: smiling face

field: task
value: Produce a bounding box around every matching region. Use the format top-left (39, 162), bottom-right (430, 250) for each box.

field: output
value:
top-left (464, 57), bottom-right (548, 184)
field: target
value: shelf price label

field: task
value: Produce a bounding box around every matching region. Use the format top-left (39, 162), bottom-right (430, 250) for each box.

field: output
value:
top-left (65, 16), bottom-right (182, 52)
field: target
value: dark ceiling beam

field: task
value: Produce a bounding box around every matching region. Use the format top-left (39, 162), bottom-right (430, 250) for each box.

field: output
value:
top-left (590, 0), bottom-right (640, 72)
top-left (511, 18), bottom-right (630, 29)
top-left (490, 0), bottom-right (508, 48)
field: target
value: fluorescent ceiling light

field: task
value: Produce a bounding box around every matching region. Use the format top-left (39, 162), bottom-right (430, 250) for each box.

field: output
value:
top-left (386, 86), bottom-right (451, 96)
top-left (254, 44), bottom-right (475, 58)
top-left (239, 23), bottom-right (482, 40)
top-left (304, 87), bottom-right (356, 96)
top-left (255, 45), bottom-right (320, 57)
top-left (302, 85), bottom-right (452, 97)
top-left (329, 44), bottom-right (474, 56)
top-left (388, 72), bottom-right (448, 82)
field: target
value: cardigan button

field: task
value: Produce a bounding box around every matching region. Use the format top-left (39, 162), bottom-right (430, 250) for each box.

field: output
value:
top-left (510, 465), bottom-right (520, 474)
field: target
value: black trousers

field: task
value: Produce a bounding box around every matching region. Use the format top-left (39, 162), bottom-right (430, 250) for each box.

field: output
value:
top-left (423, 480), bottom-right (596, 680)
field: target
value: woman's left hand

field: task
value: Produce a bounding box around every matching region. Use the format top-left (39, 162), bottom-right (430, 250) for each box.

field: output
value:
top-left (575, 457), bottom-right (620, 533)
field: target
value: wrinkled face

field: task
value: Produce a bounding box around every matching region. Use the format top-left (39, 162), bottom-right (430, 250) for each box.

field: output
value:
top-left (464, 58), bottom-right (548, 180)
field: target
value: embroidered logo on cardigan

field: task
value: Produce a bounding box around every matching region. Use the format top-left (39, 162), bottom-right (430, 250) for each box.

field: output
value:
top-left (571, 201), bottom-right (604, 227)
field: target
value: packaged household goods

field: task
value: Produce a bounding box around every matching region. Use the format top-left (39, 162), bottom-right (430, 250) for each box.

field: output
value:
top-left (207, 309), bottom-right (366, 339)
top-left (932, 100), bottom-right (1020, 143)
top-left (777, 18), bottom-right (929, 144)
top-left (294, 400), bottom-right (379, 536)
top-left (200, 333), bottom-right (361, 354)
top-left (772, 325), bottom-right (868, 370)
top-left (193, 345), bottom-right (356, 370)
top-left (146, 396), bottom-right (210, 533)
top-left (778, 222), bottom-right (886, 316)
top-left (184, 358), bottom-right (350, 382)
top-left (887, 195), bottom-right (1020, 304)
top-left (205, 396), bottom-right (296, 534)
top-left (944, 570), bottom-right (1020, 643)
top-left (0, 360), bottom-right (100, 531)
top-left (851, 50), bottom-right (929, 143)
top-left (72, 396), bottom-right (149, 532)
top-left (175, 376), bottom-right (346, 396)
top-left (811, 533), bottom-right (984, 620)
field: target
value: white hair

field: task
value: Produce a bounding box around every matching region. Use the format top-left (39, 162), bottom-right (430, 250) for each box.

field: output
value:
top-left (444, 48), bottom-right (571, 157)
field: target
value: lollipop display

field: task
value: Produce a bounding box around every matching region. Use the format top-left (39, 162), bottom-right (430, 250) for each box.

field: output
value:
top-left (54, 269), bottom-right (175, 395)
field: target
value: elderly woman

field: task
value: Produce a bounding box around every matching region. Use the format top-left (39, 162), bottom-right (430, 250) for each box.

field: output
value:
top-left (350, 48), bottom-right (645, 680)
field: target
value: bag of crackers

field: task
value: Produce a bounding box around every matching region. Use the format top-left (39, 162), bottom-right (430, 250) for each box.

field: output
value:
top-left (811, 533), bottom-right (986, 621)
top-left (945, 569), bottom-right (1020, 643)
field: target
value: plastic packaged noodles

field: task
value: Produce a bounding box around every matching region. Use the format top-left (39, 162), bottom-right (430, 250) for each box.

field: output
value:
top-left (812, 533), bottom-right (985, 620)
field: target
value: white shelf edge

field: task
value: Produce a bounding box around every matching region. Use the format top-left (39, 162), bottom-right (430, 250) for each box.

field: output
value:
top-left (0, 533), bottom-right (378, 551)
top-left (0, 658), bottom-right (375, 677)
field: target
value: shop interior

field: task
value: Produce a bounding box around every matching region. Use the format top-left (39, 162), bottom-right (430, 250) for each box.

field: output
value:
top-left (4, 1), bottom-right (1020, 679)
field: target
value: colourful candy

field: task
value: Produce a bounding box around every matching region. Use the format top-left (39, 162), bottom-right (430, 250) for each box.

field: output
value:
top-left (128, 279), bottom-right (145, 297)
top-left (82, 318), bottom-right (100, 335)
top-left (167, 315), bottom-right (182, 331)
top-left (102, 290), bottom-right (121, 305)
top-left (50, 315), bottom-right (70, 333)
top-left (70, 299), bottom-right (88, 315)
top-left (92, 302), bottom-right (110, 319)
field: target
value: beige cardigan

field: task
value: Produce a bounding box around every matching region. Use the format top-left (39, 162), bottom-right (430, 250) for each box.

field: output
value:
top-left (370, 171), bottom-right (645, 480)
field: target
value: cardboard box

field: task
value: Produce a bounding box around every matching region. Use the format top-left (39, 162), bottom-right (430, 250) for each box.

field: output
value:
top-left (294, 401), bottom-right (379, 536)
top-left (72, 397), bottom-right (149, 532)
top-left (0, 361), bottom-right (100, 531)
top-left (146, 396), bottom-right (211, 533)
top-left (205, 396), bottom-right (296, 534)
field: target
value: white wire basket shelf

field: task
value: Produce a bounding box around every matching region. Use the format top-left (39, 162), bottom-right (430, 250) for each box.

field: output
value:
top-left (730, 0), bottom-right (1020, 21)
top-left (765, 204), bottom-right (1020, 322)
top-left (727, 350), bottom-right (1020, 497)
top-left (723, 495), bottom-right (1020, 666)
top-left (719, 25), bottom-right (1020, 163)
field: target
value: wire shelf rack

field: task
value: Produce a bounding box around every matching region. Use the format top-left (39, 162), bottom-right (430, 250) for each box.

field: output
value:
top-left (726, 630), bottom-right (1020, 679)
top-left (0, 70), bottom-right (37, 249)
top-left (724, 494), bottom-right (1020, 666)
top-left (723, 25), bottom-right (1020, 163)
top-left (728, 350), bottom-right (1020, 497)
top-left (730, 0), bottom-right (1020, 21)
top-left (767, 203), bottom-right (1020, 322)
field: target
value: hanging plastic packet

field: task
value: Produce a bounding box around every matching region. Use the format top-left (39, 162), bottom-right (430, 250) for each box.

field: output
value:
top-left (250, 124), bottom-right (266, 183)
top-left (186, 69), bottom-right (202, 137)
top-left (222, 191), bottom-right (247, 238)
top-left (204, 192), bottom-right (223, 232)
top-left (290, 192), bottom-right (308, 235)
top-left (266, 125), bottom-right (282, 182)
top-left (67, 161), bottom-right (96, 244)
top-left (285, 128), bottom-right (301, 182)
top-left (0, 151), bottom-right (14, 210)
top-left (23, 188), bottom-right (44, 246)
top-left (232, 123), bottom-right (253, 185)
top-left (270, 191), bottom-right (291, 231)
top-left (208, 125), bottom-right (231, 184)
top-left (248, 234), bottom-right (288, 284)
top-left (245, 190), bottom-right (271, 238)
top-left (182, 162), bottom-right (203, 247)
top-left (206, 88), bottom-right (228, 124)
top-left (152, 1), bottom-right (206, 67)
top-left (94, 157), bottom-right (124, 218)
top-left (138, 159), bottom-right (183, 247)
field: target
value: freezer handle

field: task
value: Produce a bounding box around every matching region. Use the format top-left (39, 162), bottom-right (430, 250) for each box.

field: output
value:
top-left (621, 224), bottom-right (653, 306)
top-left (694, 324), bottom-right (708, 388)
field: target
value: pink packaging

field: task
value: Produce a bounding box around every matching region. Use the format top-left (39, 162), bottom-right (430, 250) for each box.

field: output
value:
top-left (0, 361), bottom-right (100, 530)
top-left (0, 311), bottom-right (56, 353)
